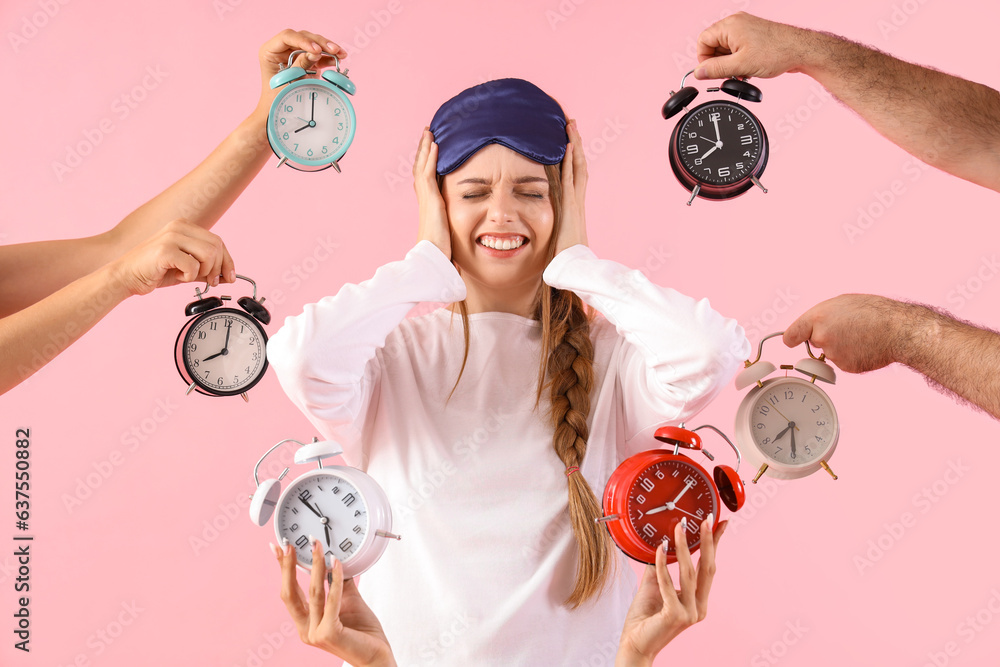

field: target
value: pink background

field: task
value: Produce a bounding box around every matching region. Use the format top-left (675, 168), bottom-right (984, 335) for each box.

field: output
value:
top-left (2, 0), bottom-right (999, 665)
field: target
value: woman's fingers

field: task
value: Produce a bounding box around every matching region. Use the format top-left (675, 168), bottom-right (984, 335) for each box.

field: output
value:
top-left (694, 515), bottom-right (722, 620)
top-left (655, 535), bottom-right (679, 609)
top-left (673, 519), bottom-right (697, 615)
top-left (277, 540), bottom-right (310, 639)
top-left (307, 538), bottom-right (329, 634)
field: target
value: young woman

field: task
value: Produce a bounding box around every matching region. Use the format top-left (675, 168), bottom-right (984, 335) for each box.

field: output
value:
top-left (267, 78), bottom-right (749, 667)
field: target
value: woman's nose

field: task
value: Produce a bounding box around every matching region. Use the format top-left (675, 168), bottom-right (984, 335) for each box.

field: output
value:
top-left (487, 190), bottom-right (518, 223)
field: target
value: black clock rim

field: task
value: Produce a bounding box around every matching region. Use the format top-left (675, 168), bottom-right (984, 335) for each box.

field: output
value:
top-left (177, 307), bottom-right (269, 397)
top-left (668, 100), bottom-right (769, 200)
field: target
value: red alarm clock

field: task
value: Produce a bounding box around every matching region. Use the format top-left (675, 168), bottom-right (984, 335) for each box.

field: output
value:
top-left (599, 424), bottom-right (745, 564)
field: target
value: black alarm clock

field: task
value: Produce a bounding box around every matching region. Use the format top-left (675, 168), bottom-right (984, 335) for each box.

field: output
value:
top-left (174, 274), bottom-right (271, 401)
top-left (662, 69), bottom-right (769, 205)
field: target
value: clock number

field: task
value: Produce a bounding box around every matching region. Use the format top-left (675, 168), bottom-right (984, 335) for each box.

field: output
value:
top-left (694, 158), bottom-right (703, 165)
top-left (335, 108), bottom-right (342, 116)
top-left (759, 406), bottom-right (770, 416)
top-left (654, 470), bottom-right (665, 480)
top-left (192, 359), bottom-right (200, 368)
top-left (761, 437), bottom-right (771, 445)
top-left (339, 538), bottom-right (353, 552)
top-left (197, 331), bottom-right (206, 340)
top-left (785, 390), bottom-right (794, 399)
top-left (709, 112), bottom-right (720, 122)
top-left (296, 94), bottom-right (302, 102)
top-left (293, 143), bottom-right (299, 151)
top-left (333, 137), bottom-right (340, 145)
top-left (636, 494), bottom-right (647, 505)
top-left (812, 404), bottom-right (821, 413)
top-left (686, 144), bottom-right (698, 155)
top-left (688, 132), bottom-right (696, 138)
top-left (697, 120), bottom-right (704, 127)
top-left (737, 123), bottom-right (745, 130)
top-left (815, 436), bottom-right (824, 443)
top-left (755, 422), bottom-right (765, 430)
top-left (332, 486), bottom-right (340, 494)
top-left (290, 507), bottom-right (298, 515)
top-left (353, 525), bottom-right (363, 534)
top-left (245, 366), bottom-right (250, 374)
top-left (640, 478), bottom-right (655, 493)
top-left (203, 370), bottom-right (210, 378)
top-left (718, 167), bottom-right (730, 177)
top-left (307, 149), bottom-right (314, 157)
top-left (295, 534), bottom-right (309, 549)
top-left (684, 474), bottom-right (699, 487)
top-left (322, 146), bottom-right (328, 154)
top-left (298, 489), bottom-right (312, 502)
top-left (740, 135), bottom-right (753, 145)
top-left (671, 469), bottom-right (679, 478)
top-left (338, 122), bottom-right (344, 130)
top-left (642, 524), bottom-right (656, 538)
top-left (696, 508), bottom-right (705, 518)
top-left (279, 118), bottom-right (286, 125)
top-left (769, 395), bottom-right (780, 406)
top-left (743, 151), bottom-right (751, 157)
top-left (289, 523), bottom-right (299, 531)
top-left (736, 162), bottom-right (745, 170)
top-left (817, 420), bottom-right (827, 426)
top-left (282, 132), bottom-right (289, 140)
top-left (210, 321), bottom-right (218, 331)
top-left (805, 446), bottom-right (812, 456)
top-left (686, 520), bottom-right (698, 534)
top-left (774, 446), bottom-right (783, 454)
top-left (342, 493), bottom-right (356, 507)
top-left (354, 510), bottom-right (363, 517)
top-left (285, 105), bottom-right (294, 112)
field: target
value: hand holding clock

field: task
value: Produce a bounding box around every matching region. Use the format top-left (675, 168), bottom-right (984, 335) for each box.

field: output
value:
top-left (254, 30), bottom-right (347, 121)
top-left (616, 517), bottom-right (728, 667)
top-left (275, 539), bottom-right (396, 667)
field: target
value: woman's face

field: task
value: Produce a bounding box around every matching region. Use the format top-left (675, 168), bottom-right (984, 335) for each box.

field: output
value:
top-left (441, 144), bottom-right (555, 300)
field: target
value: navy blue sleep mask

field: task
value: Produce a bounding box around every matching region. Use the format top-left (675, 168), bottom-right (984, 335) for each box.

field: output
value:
top-left (429, 78), bottom-right (568, 175)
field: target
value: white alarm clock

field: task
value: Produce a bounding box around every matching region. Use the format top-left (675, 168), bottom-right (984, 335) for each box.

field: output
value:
top-left (249, 438), bottom-right (399, 578)
top-left (267, 51), bottom-right (357, 172)
top-left (734, 332), bottom-right (840, 483)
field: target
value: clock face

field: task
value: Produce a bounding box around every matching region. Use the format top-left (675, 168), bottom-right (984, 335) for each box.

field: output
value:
top-left (275, 472), bottom-right (369, 567)
top-left (269, 80), bottom-right (355, 166)
top-left (675, 101), bottom-right (764, 186)
top-left (748, 379), bottom-right (838, 467)
top-left (626, 459), bottom-right (717, 553)
top-left (181, 309), bottom-right (267, 396)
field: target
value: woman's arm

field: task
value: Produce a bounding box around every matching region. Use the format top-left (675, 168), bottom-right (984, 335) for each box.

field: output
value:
top-left (0, 29), bottom-right (347, 318)
top-left (267, 241), bottom-right (466, 448)
top-left (0, 220), bottom-right (232, 395)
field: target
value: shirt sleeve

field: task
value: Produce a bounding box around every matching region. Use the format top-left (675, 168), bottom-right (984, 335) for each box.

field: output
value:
top-left (266, 241), bottom-right (466, 456)
top-left (542, 244), bottom-right (750, 443)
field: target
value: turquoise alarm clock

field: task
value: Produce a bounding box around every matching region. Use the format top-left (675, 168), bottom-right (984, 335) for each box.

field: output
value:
top-left (267, 51), bottom-right (357, 172)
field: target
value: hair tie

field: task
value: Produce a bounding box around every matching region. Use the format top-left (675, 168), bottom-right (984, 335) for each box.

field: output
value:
top-left (565, 466), bottom-right (580, 477)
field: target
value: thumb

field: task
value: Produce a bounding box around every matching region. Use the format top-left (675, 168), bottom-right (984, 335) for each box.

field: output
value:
top-left (694, 54), bottom-right (743, 80)
top-left (783, 313), bottom-right (813, 348)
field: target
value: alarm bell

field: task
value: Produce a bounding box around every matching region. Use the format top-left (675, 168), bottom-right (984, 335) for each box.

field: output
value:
top-left (655, 423), bottom-right (745, 513)
top-left (738, 332), bottom-right (836, 386)
top-left (184, 274), bottom-right (271, 325)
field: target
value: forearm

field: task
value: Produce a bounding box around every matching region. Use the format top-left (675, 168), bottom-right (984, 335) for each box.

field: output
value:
top-left (615, 648), bottom-right (653, 667)
top-left (892, 303), bottom-right (1000, 418)
top-left (794, 28), bottom-right (1000, 191)
top-left (0, 263), bottom-right (130, 395)
top-left (108, 109), bottom-right (272, 250)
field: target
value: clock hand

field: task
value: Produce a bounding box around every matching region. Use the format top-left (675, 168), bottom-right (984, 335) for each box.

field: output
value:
top-left (770, 404), bottom-right (800, 431)
top-left (324, 522), bottom-right (332, 547)
top-left (294, 123), bottom-right (312, 133)
top-left (698, 135), bottom-right (718, 145)
top-left (645, 480), bottom-right (696, 515)
top-left (202, 350), bottom-right (224, 361)
top-left (789, 423), bottom-right (797, 459)
top-left (699, 144), bottom-right (720, 161)
top-left (222, 320), bottom-right (232, 352)
top-left (301, 498), bottom-right (323, 518)
top-left (713, 117), bottom-right (721, 143)
top-left (310, 92), bottom-right (317, 122)
top-left (671, 506), bottom-right (706, 522)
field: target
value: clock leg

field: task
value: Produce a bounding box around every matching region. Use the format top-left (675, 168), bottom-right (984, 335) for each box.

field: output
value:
top-left (241, 392), bottom-right (250, 403)
top-left (332, 160), bottom-right (341, 173)
top-left (686, 184), bottom-right (701, 207)
top-left (276, 156), bottom-right (288, 169)
top-left (185, 382), bottom-right (197, 396)
top-left (752, 463), bottom-right (768, 484)
top-left (820, 460), bottom-right (839, 480)
top-left (375, 530), bottom-right (402, 540)
top-left (751, 175), bottom-right (768, 193)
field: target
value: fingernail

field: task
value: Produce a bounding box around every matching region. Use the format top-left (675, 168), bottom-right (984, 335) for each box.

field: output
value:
top-left (311, 41), bottom-right (321, 52)
top-left (680, 517), bottom-right (688, 532)
top-left (228, 269), bottom-right (236, 282)
top-left (706, 513), bottom-right (714, 529)
top-left (695, 68), bottom-right (707, 79)
top-left (211, 276), bottom-right (219, 286)
top-left (661, 536), bottom-right (670, 554)
top-left (308, 534), bottom-right (317, 546)
top-left (326, 41), bottom-right (337, 52)
top-left (269, 542), bottom-right (280, 558)
top-left (282, 538), bottom-right (292, 554)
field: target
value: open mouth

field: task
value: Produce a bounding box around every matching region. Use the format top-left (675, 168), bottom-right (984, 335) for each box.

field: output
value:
top-left (477, 234), bottom-right (528, 251)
